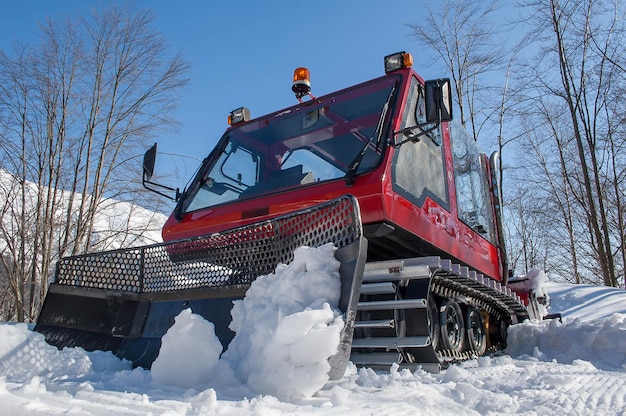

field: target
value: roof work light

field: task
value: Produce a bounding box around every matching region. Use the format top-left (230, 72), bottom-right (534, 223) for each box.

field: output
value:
top-left (292, 67), bottom-right (312, 100)
top-left (384, 51), bottom-right (413, 73)
top-left (228, 107), bottom-right (250, 125)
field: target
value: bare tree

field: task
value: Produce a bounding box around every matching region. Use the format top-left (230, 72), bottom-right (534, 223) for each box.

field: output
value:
top-left (518, 0), bottom-right (626, 287)
top-left (504, 182), bottom-right (552, 274)
top-left (407, 0), bottom-right (504, 141)
top-left (0, 4), bottom-right (188, 321)
top-left (406, 0), bottom-right (625, 286)
top-left (512, 101), bottom-right (586, 283)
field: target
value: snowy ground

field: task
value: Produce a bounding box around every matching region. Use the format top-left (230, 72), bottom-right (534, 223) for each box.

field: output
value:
top-left (1, 246), bottom-right (626, 415)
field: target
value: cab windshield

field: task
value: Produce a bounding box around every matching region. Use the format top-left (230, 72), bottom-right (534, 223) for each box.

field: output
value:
top-left (182, 76), bottom-right (398, 214)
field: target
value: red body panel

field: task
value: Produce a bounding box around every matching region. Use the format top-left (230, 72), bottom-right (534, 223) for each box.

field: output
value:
top-left (379, 121), bottom-right (502, 281)
top-left (162, 172), bottom-right (386, 241)
top-left (162, 68), bottom-right (504, 282)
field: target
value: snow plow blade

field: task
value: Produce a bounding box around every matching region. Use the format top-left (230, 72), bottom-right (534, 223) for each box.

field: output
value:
top-left (35, 196), bottom-right (367, 378)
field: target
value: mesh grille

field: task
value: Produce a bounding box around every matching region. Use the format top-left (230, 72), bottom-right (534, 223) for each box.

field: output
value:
top-left (55, 196), bottom-right (362, 293)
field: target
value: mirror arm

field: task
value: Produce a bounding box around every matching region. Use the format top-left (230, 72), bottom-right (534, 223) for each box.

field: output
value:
top-left (142, 176), bottom-right (180, 202)
top-left (392, 123), bottom-right (440, 148)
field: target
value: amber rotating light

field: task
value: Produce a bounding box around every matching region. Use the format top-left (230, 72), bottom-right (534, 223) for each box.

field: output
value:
top-left (292, 67), bottom-right (312, 101)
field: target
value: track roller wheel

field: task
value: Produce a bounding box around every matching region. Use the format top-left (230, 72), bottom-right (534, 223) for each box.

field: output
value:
top-left (427, 295), bottom-right (440, 351)
top-left (465, 306), bottom-right (487, 355)
top-left (499, 319), bottom-right (509, 344)
top-left (439, 299), bottom-right (465, 353)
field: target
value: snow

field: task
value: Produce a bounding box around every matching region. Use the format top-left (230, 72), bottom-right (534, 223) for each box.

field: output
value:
top-left (224, 244), bottom-right (344, 400)
top-left (2, 247), bottom-right (626, 415)
top-left (151, 309), bottom-right (226, 389)
top-left (0, 168), bottom-right (167, 252)
top-left (152, 244), bottom-right (345, 400)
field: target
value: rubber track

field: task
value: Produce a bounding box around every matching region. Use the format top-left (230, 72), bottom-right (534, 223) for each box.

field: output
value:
top-left (430, 259), bottom-right (529, 364)
top-left (351, 256), bottom-right (529, 369)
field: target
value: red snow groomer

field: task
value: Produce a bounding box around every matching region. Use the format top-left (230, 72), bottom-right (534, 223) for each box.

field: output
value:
top-left (36, 52), bottom-right (542, 376)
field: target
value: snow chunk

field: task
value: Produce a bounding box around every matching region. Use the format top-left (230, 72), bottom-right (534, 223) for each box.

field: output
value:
top-left (442, 365), bottom-right (468, 383)
top-left (190, 388), bottom-right (218, 413)
top-left (477, 356), bottom-right (491, 367)
top-left (151, 308), bottom-right (231, 389)
top-left (224, 243), bottom-right (344, 400)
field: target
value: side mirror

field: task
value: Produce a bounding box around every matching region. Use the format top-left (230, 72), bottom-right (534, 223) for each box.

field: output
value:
top-left (425, 78), bottom-right (453, 124)
top-left (142, 143), bottom-right (179, 202)
top-left (143, 143), bottom-right (157, 182)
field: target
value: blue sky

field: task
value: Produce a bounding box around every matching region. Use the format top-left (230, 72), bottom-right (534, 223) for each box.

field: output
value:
top-left (1, 0), bottom-right (442, 186)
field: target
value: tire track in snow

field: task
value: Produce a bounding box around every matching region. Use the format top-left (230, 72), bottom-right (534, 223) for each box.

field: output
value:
top-left (518, 363), bottom-right (626, 415)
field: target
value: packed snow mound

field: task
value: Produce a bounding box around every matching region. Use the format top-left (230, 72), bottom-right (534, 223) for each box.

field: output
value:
top-left (507, 282), bottom-right (626, 371)
top-left (507, 313), bottom-right (626, 371)
top-left (150, 243), bottom-right (345, 400)
top-left (547, 282), bottom-right (626, 321)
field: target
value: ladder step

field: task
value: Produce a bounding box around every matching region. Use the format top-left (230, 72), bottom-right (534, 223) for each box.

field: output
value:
top-left (357, 298), bottom-right (426, 311)
top-left (354, 319), bottom-right (395, 329)
top-left (364, 259), bottom-right (406, 272)
top-left (360, 282), bottom-right (396, 295)
top-left (363, 256), bottom-right (441, 272)
top-left (349, 352), bottom-right (402, 366)
top-left (363, 265), bottom-right (431, 283)
top-left (351, 336), bottom-right (430, 349)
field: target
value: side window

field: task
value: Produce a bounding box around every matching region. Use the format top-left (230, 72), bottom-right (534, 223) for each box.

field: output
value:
top-left (392, 77), bottom-right (448, 208)
top-left (450, 122), bottom-right (495, 242)
top-left (221, 145), bottom-right (259, 186)
top-left (184, 142), bottom-right (260, 212)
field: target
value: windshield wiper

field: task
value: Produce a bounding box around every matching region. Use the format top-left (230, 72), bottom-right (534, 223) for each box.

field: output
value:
top-left (344, 86), bottom-right (396, 186)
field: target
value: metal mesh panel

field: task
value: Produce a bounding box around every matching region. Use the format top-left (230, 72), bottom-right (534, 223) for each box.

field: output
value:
top-left (55, 195), bottom-right (362, 293)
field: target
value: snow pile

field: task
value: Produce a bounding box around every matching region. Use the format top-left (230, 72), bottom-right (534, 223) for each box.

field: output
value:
top-left (151, 243), bottom-right (345, 400)
top-left (507, 282), bottom-right (626, 371)
top-left (545, 282), bottom-right (626, 321)
top-left (508, 313), bottom-right (626, 371)
top-left (225, 243), bottom-right (344, 399)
